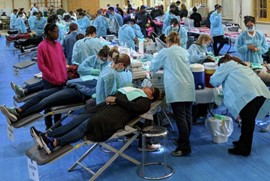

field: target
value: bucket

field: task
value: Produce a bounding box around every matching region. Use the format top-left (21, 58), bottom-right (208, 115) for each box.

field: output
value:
top-left (204, 62), bottom-right (217, 88)
top-left (206, 115), bottom-right (234, 144)
top-left (190, 64), bottom-right (205, 90)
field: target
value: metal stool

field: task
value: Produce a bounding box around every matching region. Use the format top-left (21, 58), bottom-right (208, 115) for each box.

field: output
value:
top-left (137, 126), bottom-right (174, 180)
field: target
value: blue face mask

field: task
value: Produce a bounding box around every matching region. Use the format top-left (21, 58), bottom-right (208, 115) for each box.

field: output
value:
top-left (172, 26), bottom-right (178, 31)
top-left (97, 58), bottom-right (105, 64)
top-left (116, 68), bottom-right (125, 72)
top-left (247, 26), bottom-right (255, 32)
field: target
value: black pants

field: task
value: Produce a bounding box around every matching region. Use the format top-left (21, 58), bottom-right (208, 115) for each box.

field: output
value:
top-left (18, 36), bottom-right (43, 47)
top-left (238, 96), bottom-right (266, 153)
top-left (171, 102), bottom-right (193, 152)
top-left (213, 35), bottom-right (226, 56)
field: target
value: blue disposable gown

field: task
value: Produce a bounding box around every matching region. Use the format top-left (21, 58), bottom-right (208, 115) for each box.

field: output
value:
top-left (95, 65), bottom-right (120, 104)
top-left (56, 22), bottom-right (67, 44)
top-left (162, 14), bottom-right (179, 33)
top-left (31, 7), bottom-right (38, 16)
top-left (109, 13), bottom-right (123, 33)
top-left (10, 13), bottom-right (17, 29)
top-left (234, 31), bottom-right (269, 64)
top-left (72, 37), bottom-right (103, 65)
top-left (164, 26), bottom-right (188, 49)
top-left (33, 17), bottom-right (46, 36)
top-left (77, 55), bottom-right (109, 77)
top-left (118, 24), bottom-right (136, 50)
top-left (15, 17), bottom-right (27, 34)
top-left (210, 11), bottom-right (224, 37)
top-left (132, 24), bottom-right (144, 39)
top-left (77, 16), bottom-right (91, 33)
top-left (188, 44), bottom-right (208, 64)
top-left (150, 45), bottom-right (195, 103)
top-left (210, 61), bottom-right (270, 119)
top-left (28, 15), bottom-right (36, 31)
top-left (119, 70), bottom-right (133, 87)
top-left (62, 31), bottom-right (78, 65)
top-left (93, 15), bottom-right (108, 37)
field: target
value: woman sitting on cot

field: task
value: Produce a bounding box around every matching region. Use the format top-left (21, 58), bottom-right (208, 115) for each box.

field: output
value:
top-left (0, 53), bottom-right (132, 130)
top-left (30, 86), bottom-right (163, 154)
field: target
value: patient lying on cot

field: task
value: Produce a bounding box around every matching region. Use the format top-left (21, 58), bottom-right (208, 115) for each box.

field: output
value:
top-left (0, 53), bottom-right (132, 129)
top-left (30, 87), bottom-right (163, 154)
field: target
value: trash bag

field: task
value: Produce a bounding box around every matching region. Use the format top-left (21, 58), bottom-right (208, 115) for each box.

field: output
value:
top-left (205, 114), bottom-right (233, 143)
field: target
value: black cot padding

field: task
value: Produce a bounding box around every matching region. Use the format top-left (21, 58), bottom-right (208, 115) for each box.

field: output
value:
top-left (26, 144), bottom-right (73, 165)
top-left (12, 113), bottom-right (43, 128)
top-left (13, 93), bottom-right (38, 103)
top-left (13, 60), bottom-right (36, 69)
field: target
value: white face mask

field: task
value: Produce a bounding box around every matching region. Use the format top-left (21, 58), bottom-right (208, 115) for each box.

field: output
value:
top-left (247, 26), bottom-right (255, 32)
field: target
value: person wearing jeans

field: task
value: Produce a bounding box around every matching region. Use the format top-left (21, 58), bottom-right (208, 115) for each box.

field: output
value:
top-left (0, 79), bottom-right (96, 127)
top-left (30, 87), bottom-right (162, 154)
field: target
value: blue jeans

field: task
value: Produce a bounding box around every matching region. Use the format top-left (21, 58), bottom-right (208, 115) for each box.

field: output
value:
top-left (24, 80), bottom-right (44, 95)
top-left (42, 79), bottom-right (65, 128)
top-left (171, 102), bottom-right (193, 151)
top-left (47, 113), bottom-right (92, 146)
top-left (20, 87), bottom-right (90, 117)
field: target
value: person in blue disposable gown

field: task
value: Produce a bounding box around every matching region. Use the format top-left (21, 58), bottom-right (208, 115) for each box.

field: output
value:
top-left (93, 10), bottom-right (108, 37)
top-left (235, 16), bottom-right (269, 64)
top-left (33, 12), bottom-right (47, 37)
top-left (77, 45), bottom-right (110, 77)
top-left (15, 11), bottom-right (27, 34)
top-left (72, 26), bottom-right (103, 65)
top-left (210, 5), bottom-right (225, 56)
top-left (96, 53), bottom-right (131, 104)
top-left (108, 6), bottom-right (123, 35)
top-left (164, 18), bottom-right (188, 49)
top-left (10, 9), bottom-right (18, 29)
top-left (131, 21), bottom-right (144, 39)
top-left (118, 18), bottom-right (136, 50)
top-left (31, 3), bottom-right (39, 16)
top-left (62, 23), bottom-right (79, 65)
top-left (188, 34), bottom-right (214, 64)
top-left (28, 12), bottom-right (37, 32)
top-left (150, 32), bottom-right (195, 157)
top-left (210, 54), bottom-right (270, 156)
top-left (77, 12), bottom-right (91, 33)
top-left (162, 9), bottom-right (179, 33)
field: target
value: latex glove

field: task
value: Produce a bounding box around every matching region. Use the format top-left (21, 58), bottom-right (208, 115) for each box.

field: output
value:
top-left (91, 93), bottom-right (96, 98)
top-left (91, 69), bottom-right (100, 76)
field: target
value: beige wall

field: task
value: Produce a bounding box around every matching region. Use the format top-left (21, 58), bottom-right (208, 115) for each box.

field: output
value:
top-left (99, 0), bottom-right (125, 9)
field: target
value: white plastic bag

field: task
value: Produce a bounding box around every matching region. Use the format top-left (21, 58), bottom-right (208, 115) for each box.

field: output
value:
top-left (206, 115), bottom-right (234, 143)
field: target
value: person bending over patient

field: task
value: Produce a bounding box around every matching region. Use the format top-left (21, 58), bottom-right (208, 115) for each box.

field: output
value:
top-left (30, 87), bottom-right (163, 154)
top-left (210, 54), bottom-right (270, 156)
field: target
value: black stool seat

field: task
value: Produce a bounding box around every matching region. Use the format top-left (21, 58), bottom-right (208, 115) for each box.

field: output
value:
top-left (143, 126), bottom-right (167, 137)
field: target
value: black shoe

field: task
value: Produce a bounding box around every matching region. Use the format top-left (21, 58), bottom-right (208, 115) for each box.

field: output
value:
top-left (171, 147), bottom-right (191, 157)
top-left (30, 126), bottom-right (43, 149)
top-left (20, 45), bottom-right (24, 53)
top-left (232, 140), bottom-right (240, 147)
top-left (228, 148), bottom-right (250, 156)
